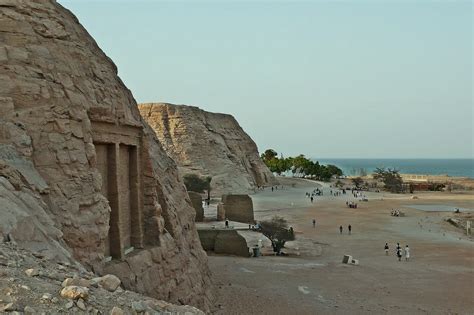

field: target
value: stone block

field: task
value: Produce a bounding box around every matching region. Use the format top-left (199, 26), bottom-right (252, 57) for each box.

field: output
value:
top-left (342, 255), bottom-right (352, 264)
top-left (219, 194), bottom-right (254, 223)
top-left (217, 203), bottom-right (226, 221)
top-left (197, 229), bottom-right (249, 257)
top-left (188, 192), bottom-right (204, 222)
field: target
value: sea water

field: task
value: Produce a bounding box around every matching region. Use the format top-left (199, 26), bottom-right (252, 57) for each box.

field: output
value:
top-left (315, 158), bottom-right (474, 178)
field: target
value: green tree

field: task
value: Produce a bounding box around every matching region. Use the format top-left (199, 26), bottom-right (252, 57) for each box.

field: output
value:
top-left (373, 168), bottom-right (403, 193)
top-left (183, 174), bottom-right (212, 200)
top-left (326, 164), bottom-right (343, 177)
top-left (261, 149), bottom-right (278, 163)
top-left (335, 180), bottom-right (344, 188)
top-left (259, 149), bottom-right (343, 180)
top-left (351, 177), bottom-right (364, 188)
top-left (259, 216), bottom-right (295, 255)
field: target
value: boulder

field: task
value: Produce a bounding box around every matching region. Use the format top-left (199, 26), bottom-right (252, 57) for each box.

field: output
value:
top-left (93, 274), bottom-right (121, 292)
top-left (60, 286), bottom-right (89, 300)
top-left (24, 269), bottom-right (39, 277)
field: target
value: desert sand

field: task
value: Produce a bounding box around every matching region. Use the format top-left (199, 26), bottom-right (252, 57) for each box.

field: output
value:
top-left (209, 177), bottom-right (474, 314)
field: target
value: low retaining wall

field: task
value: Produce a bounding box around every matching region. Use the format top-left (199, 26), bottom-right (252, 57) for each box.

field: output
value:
top-left (197, 229), bottom-right (249, 257)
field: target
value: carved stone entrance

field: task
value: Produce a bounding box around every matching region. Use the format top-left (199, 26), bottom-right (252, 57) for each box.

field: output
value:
top-left (92, 122), bottom-right (143, 260)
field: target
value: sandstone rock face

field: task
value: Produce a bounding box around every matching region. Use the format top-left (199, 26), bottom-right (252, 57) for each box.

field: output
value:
top-left (188, 191), bottom-right (204, 222)
top-left (139, 103), bottom-right (277, 196)
top-left (0, 1), bottom-right (211, 310)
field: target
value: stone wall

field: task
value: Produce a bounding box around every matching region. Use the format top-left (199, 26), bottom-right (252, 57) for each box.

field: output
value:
top-left (0, 1), bottom-right (212, 311)
top-left (188, 192), bottom-right (204, 222)
top-left (217, 195), bottom-right (255, 223)
top-left (197, 229), bottom-right (249, 257)
top-left (138, 103), bottom-right (278, 196)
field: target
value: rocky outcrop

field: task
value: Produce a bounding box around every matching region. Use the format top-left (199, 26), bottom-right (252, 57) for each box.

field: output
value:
top-left (0, 243), bottom-right (204, 314)
top-left (0, 1), bottom-right (211, 311)
top-left (139, 103), bottom-right (277, 196)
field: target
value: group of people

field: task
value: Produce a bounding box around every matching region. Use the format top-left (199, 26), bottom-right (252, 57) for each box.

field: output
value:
top-left (352, 190), bottom-right (364, 198)
top-left (306, 189), bottom-right (324, 203)
top-left (330, 189), bottom-right (344, 196)
top-left (385, 242), bottom-right (410, 261)
top-left (390, 209), bottom-right (402, 217)
top-left (339, 224), bottom-right (352, 234)
top-left (256, 185), bottom-right (284, 191)
top-left (346, 201), bottom-right (358, 209)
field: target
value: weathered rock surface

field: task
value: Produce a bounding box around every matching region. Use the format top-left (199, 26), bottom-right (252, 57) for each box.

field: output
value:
top-left (188, 191), bottom-right (204, 222)
top-left (139, 103), bottom-right (277, 196)
top-left (0, 1), bottom-right (211, 310)
top-left (0, 243), bottom-right (204, 314)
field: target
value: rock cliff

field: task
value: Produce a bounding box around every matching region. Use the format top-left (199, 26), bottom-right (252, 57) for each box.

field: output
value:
top-left (0, 1), bottom-right (211, 311)
top-left (139, 103), bottom-right (277, 196)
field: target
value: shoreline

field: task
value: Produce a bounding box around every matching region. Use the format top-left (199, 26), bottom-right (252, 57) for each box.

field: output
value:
top-left (210, 177), bottom-right (474, 314)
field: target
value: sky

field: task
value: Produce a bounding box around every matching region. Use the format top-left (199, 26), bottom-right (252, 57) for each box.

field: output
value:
top-left (59, 0), bottom-right (473, 159)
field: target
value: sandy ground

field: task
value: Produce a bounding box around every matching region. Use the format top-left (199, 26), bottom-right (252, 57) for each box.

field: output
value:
top-left (209, 177), bottom-right (474, 314)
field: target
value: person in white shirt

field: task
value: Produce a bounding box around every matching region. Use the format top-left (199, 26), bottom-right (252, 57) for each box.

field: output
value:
top-left (405, 245), bottom-right (410, 261)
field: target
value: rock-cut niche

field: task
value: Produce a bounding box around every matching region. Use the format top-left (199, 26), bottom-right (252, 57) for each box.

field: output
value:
top-left (92, 121), bottom-right (144, 260)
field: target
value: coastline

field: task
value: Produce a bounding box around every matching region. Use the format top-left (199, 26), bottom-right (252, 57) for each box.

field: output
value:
top-left (211, 177), bottom-right (474, 314)
top-left (315, 158), bottom-right (474, 179)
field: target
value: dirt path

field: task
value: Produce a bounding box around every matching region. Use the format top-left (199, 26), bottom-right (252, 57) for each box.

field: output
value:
top-left (210, 178), bottom-right (474, 314)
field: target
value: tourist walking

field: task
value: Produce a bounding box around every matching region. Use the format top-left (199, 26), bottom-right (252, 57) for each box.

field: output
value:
top-left (312, 219), bottom-right (316, 228)
top-left (405, 245), bottom-right (410, 261)
top-left (348, 224), bottom-right (352, 235)
top-left (225, 218), bottom-right (229, 228)
top-left (310, 196), bottom-right (314, 203)
top-left (396, 243), bottom-right (401, 261)
top-left (396, 248), bottom-right (402, 261)
top-left (339, 225), bottom-right (343, 234)
top-left (384, 243), bottom-right (389, 255)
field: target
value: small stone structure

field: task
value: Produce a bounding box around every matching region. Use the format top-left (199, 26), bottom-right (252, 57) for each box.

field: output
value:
top-left (217, 194), bottom-right (254, 223)
top-left (188, 192), bottom-right (204, 222)
top-left (197, 229), bottom-right (249, 257)
top-left (342, 255), bottom-right (359, 265)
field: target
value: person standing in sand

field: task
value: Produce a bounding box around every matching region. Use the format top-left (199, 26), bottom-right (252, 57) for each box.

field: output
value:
top-left (384, 243), bottom-right (389, 255)
top-left (397, 248), bottom-right (402, 261)
top-left (312, 219), bottom-right (316, 228)
top-left (348, 224), bottom-right (352, 235)
top-left (339, 225), bottom-right (343, 234)
top-left (405, 245), bottom-right (410, 261)
top-left (396, 243), bottom-right (401, 261)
